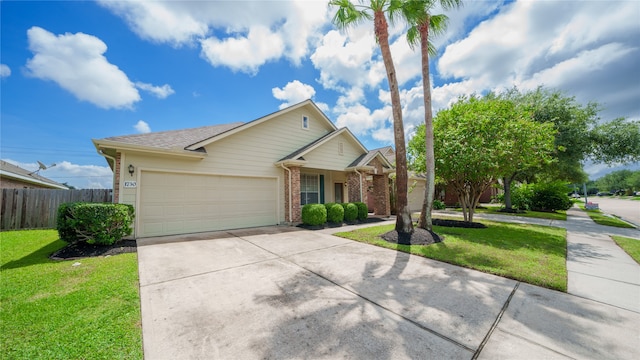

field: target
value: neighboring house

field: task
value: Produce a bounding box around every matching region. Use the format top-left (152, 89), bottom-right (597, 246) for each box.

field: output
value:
top-left (93, 100), bottom-right (394, 238)
top-left (0, 160), bottom-right (68, 189)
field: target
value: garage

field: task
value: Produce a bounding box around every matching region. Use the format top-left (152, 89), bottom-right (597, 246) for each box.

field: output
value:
top-left (138, 171), bottom-right (278, 237)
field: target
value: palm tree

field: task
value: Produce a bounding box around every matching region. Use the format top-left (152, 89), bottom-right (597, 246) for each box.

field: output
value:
top-left (331, 0), bottom-right (414, 234)
top-left (402, 0), bottom-right (462, 231)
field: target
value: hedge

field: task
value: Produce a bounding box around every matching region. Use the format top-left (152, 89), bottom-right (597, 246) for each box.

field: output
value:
top-left (344, 203), bottom-right (358, 222)
top-left (57, 202), bottom-right (134, 245)
top-left (353, 202), bottom-right (368, 221)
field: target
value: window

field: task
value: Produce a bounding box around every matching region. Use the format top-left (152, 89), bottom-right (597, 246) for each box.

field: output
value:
top-left (302, 116), bottom-right (309, 130)
top-left (300, 173), bottom-right (319, 205)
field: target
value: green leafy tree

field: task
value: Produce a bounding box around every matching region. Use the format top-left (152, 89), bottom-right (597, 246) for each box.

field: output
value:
top-left (401, 0), bottom-right (462, 230)
top-left (331, 0), bottom-right (413, 233)
top-left (590, 118), bottom-right (640, 164)
top-left (411, 94), bottom-right (555, 222)
top-left (595, 170), bottom-right (638, 192)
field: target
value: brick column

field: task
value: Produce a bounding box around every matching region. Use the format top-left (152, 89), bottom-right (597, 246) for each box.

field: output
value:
top-left (372, 174), bottom-right (390, 216)
top-left (284, 166), bottom-right (301, 222)
top-left (113, 152), bottom-right (121, 203)
top-left (347, 172), bottom-right (362, 203)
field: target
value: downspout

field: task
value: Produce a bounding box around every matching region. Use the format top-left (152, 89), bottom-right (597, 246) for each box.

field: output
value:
top-left (98, 149), bottom-right (116, 203)
top-left (280, 163), bottom-right (292, 223)
top-left (354, 168), bottom-right (363, 202)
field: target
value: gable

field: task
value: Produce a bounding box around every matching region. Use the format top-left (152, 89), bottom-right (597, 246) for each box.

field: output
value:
top-left (301, 131), bottom-right (367, 171)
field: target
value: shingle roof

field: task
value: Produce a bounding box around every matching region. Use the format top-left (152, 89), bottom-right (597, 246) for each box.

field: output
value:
top-left (0, 160), bottom-right (68, 189)
top-left (103, 122), bottom-right (244, 150)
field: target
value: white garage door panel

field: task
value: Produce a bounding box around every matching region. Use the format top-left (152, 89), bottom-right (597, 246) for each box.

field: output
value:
top-left (139, 172), bottom-right (278, 237)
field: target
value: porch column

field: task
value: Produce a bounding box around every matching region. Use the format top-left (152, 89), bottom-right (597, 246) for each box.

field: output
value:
top-left (284, 166), bottom-right (301, 222)
top-left (347, 172), bottom-right (364, 203)
top-left (372, 174), bottom-right (390, 216)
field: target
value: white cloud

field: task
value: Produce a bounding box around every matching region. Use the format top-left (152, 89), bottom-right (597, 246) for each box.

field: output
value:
top-left (99, 0), bottom-right (330, 73)
top-left (134, 120), bottom-right (151, 134)
top-left (135, 82), bottom-right (175, 99)
top-left (25, 26), bottom-right (140, 109)
top-left (436, 0), bottom-right (640, 121)
top-left (201, 26), bottom-right (285, 74)
top-left (272, 80), bottom-right (316, 109)
top-left (335, 103), bottom-right (389, 137)
top-left (3, 159), bottom-right (112, 189)
top-left (0, 64), bottom-right (10, 77)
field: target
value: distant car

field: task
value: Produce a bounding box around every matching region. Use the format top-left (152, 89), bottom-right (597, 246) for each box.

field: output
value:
top-left (571, 193), bottom-right (581, 198)
top-left (635, 191), bottom-right (640, 196)
top-left (596, 192), bottom-right (609, 196)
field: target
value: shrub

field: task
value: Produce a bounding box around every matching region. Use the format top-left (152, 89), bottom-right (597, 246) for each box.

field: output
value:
top-left (530, 182), bottom-right (573, 212)
top-left (324, 202), bottom-right (336, 213)
top-left (511, 184), bottom-right (534, 210)
top-left (433, 199), bottom-right (446, 210)
top-left (301, 204), bottom-right (327, 226)
top-left (344, 203), bottom-right (358, 222)
top-left (327, 203), bottom-right (345, 224)
top-left (57, 202), bottom-right (134, 245)
top-left (353, 202), bottom-right (368, 221)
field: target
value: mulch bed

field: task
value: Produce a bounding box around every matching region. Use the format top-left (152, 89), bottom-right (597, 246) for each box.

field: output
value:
top-left (433, 218), bottom-right (487, 229)
top-left (381, 228), bottom-right (443, 246)
top-left (297, 217), bottom-right (387, 230)
top-left (50, 240), bottom-right (137, 260)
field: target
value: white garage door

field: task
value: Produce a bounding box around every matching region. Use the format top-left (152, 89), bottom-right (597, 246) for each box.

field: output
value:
top-left (138, 171), bottom-right (278, 237)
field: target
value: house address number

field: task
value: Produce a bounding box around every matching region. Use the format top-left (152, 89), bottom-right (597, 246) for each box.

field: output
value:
top-left (124, 181), bottom-right (137, 188)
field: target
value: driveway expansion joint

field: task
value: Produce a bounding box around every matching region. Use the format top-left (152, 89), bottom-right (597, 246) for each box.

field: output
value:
top-left (472, 282), bottom-right (520, 360)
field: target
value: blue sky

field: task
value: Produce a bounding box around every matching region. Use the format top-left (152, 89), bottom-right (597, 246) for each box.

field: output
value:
top-left (1, 0), bottom-right (639, 189)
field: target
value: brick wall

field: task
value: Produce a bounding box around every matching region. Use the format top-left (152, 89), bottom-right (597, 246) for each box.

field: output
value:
top-left (113, 152), bottom-right (121, 203)
top-left (372, 174), bottom-right (390, 216)
top-left (347, 172), bottom-right (362, 203)
top-left (284, 166), bottom-right (301, 223)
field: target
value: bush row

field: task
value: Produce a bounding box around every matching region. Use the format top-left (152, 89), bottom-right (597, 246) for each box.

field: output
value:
top-left (302, 202), bottom-right (368, 226)
top-left (507, 181), bottom-right (573, 212)
top-left (57, 202), bottom-right (134, 245)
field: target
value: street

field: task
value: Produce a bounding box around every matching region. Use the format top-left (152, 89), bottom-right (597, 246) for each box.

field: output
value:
top-left (584, 196), bottom-right (640, 227)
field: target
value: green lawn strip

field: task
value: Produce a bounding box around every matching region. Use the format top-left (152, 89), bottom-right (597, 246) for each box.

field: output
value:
top-left (335, 220), bottom-right (567, 292)
top-left (450, 206), bottom-right (567, 221)
top-left (576, 204), bottom-right (636, 228)
top-left (611, 236), bottom-right (640, 264)
top-left (0, 230), bottom-right (142, 360)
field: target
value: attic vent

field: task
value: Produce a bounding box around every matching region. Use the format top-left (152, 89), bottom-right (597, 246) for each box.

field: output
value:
top-left (338, 142), bottom-right (344, 155)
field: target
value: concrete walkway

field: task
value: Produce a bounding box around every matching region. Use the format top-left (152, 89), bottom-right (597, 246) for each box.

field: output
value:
top-left (136, 215), bottom-right (640, 359)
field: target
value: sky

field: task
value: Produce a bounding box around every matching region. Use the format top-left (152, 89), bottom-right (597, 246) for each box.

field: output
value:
top-left (1, 0), bottom-right (639, 189)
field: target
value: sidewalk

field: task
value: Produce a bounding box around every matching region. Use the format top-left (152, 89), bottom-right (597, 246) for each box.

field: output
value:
top-left (433, 207), bottom-right (640, 313)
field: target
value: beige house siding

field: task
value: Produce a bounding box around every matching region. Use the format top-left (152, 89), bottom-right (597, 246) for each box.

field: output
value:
top-left (408, 178), bottom-right (426, 212)
top-left (118, 106), bottom-right (336, 228)
top-left (303, 133), bottom-right (364, 171)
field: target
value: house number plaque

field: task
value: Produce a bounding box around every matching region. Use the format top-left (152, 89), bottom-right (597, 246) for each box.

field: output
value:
top-left (124, 181), bottom-right (137, 188)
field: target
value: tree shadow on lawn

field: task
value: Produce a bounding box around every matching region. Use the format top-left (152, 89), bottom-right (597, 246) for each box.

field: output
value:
top-left (0, 239), bottom-right (66, 270)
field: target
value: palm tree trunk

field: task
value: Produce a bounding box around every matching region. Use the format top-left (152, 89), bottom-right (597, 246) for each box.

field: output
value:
top-left (374, 10), bottom-right (413, 234)
top-left (417, 21), bottom-right (435, 231)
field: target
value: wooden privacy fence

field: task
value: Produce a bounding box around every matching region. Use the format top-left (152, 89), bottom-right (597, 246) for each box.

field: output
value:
top-left (0, 189), bottom-right (112, 231)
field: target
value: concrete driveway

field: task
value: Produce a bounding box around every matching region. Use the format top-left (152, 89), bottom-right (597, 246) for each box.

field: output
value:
top-left (137, 226), bottom-right (640, 360)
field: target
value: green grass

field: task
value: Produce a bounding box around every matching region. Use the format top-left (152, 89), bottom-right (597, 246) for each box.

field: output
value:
top-left (335, 220), bottom-right (567, 292)
top-left (450, 206), bottom-right (567, 221)
top-left (576, 204), bottom-right (636, 228)
top-left (0, 230), bottom-right (142, 359)
top-left (611, 236), bottom-right (640, 264)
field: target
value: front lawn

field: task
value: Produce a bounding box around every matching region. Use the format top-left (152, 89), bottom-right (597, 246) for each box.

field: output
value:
top-left (335, 220), bottom-right (567, 292)
top-left (576, 204), bottom-right (636, 228)
top-left (611, 236), bottom-right (640, 264)
top-left (0, 230), bottom-right (142, 359)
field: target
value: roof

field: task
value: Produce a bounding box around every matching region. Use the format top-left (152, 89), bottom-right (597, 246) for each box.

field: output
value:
top-left (0, 160), bottom-right (68, 189)
top-left (93, 100), bottom-right (338, 157)
top-left (101, 122), bottom-right (244, 151)
top-left (348, 148), bottom-right (394, 169)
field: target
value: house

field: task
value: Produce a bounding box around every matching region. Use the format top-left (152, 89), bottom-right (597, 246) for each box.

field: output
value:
top-left (92, 100), bottom-right (394, 238)
top-left (0, 160), bottom-right (68, 189)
